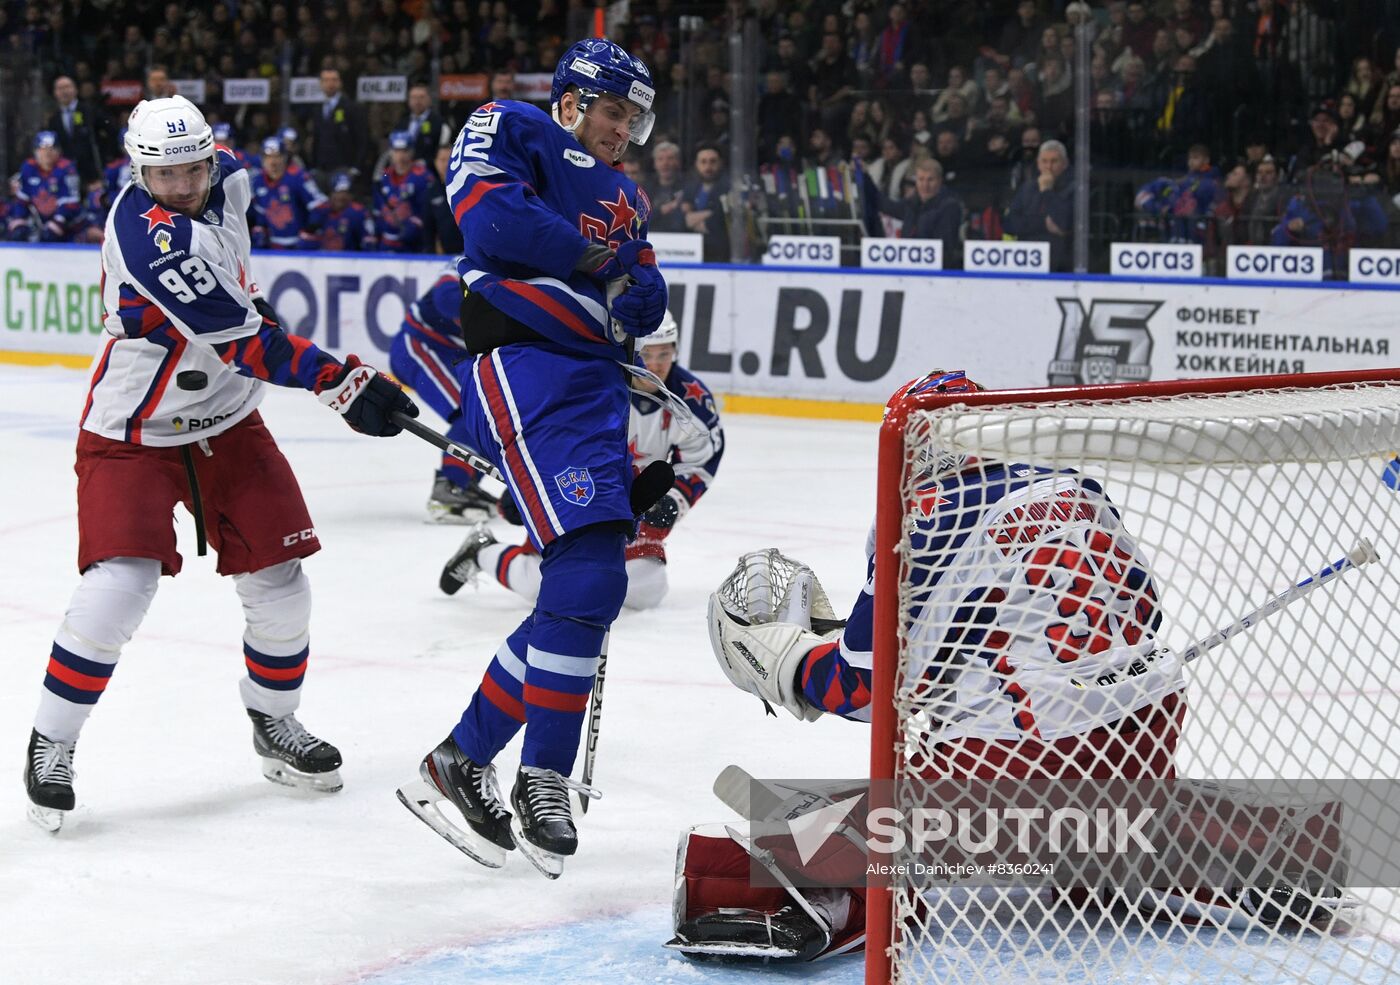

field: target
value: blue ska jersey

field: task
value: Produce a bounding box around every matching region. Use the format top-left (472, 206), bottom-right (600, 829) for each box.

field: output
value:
top-left (445, 100), bottom-right (651, 360)
top-left (628, 364), bottom-right (723, 507)
top-left (86, 150), bottom-right (341, 446)
top-left (250, 167), bottom-right (326, 249)
top-left (308, 201), bottom-right (376, 252)
top-left (373, 163), bottom-right (434, 252)
top-left (799, 464), bottom-right (1183, 740)
top-left (8, 157), bottom-right (81, 241)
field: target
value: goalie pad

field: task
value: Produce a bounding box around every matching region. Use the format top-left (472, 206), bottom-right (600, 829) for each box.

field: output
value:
top-left (664, 823), bottom-right (864, 961)
top-left (1135, 778), bottom-right (1355, 931)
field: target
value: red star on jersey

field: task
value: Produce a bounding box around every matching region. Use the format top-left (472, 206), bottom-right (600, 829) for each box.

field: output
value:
top-left (568, 484), bottom-right (590, 501)
top-left (140, 203), bottom-right (178, 234)
top-left (682, 380), bottom-right (707, 402)
top-left (914, 483), bottom-right (951, 517)
top-left (599, 188), bottom-right (637, 236)
top-left (627, 438), bottom-right (642, 461)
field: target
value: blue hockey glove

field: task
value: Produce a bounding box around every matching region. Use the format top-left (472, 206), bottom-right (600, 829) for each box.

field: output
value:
top-left (610, 240), bottom-right (668, 337)
top-left (316, 355), bottom-right (419, 437)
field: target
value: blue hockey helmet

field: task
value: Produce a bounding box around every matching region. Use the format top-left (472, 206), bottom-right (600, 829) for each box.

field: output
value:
top-left (550, 38), bottom-right (656, 145)
top-left (211, 121), bottom-right (234, 143)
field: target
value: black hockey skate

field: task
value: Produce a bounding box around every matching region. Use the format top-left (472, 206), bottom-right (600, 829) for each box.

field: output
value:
top-left (396, 737), bottom-right (515, 868)
top-left (510, 766), bottom-right (600, 879)
top-left (667, 904), bottom-right (830, 962)
top-left (439, 522), bottom-right (498, 595)
top-left (427, 474), bottom-right (499, 525)
top-left (24, 729), bottom-right (76, 833)
top-left (247, 710), bottom-right (343, 792)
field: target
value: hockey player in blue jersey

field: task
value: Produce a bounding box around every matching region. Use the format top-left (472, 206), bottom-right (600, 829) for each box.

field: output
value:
top-left (440, 311), bottom-right (724, 609)
top-left (8, 131), bottom-right (81, 242)
top-left (374, 131), bottom-right (434, 253)
top-left (307, 171), bottom-right (377, 252)
top-left (212, 122), bottom-right (250, 170)
top-left (397, 38), bottom-right (668, 878)
top-left (249, 136), bottom-right (325, 250)
top-left (388, 266), bottom-right (498, 521)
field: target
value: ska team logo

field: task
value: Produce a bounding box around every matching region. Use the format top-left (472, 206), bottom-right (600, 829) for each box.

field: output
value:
top-left (1047, 299), bottom-right (1161, 386)
top-left (554, 466), bottom-right (595, 507)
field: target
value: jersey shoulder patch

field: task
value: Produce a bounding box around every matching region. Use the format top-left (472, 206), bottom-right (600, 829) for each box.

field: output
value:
top-left (669, 366), bottom-right (718, 422)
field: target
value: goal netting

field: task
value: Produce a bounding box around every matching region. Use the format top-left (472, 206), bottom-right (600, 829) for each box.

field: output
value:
top-left (867, 371), bottom-right (1400, 985)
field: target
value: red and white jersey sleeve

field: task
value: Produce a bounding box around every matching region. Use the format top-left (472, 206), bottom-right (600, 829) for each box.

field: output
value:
top-left (82, 151), bottom-right (266, 447)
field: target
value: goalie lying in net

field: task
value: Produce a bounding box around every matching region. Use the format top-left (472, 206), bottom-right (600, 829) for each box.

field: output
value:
top-left (670, 371), bottom-right (1357, 961)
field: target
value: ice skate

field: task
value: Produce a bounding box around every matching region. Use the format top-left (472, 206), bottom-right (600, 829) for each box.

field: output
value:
top-left (247, 710), bottom-right (343, 792)
top-left (396, 736), bottom-right (515, 869)
top-left (509, 766), bottom-right (600, 879)
top-left (427, 474), bottom-right (498, 525)
top-left (24, 729), bottom-right (75, 833)
top-left (439, 522), bottom-right (498, 595)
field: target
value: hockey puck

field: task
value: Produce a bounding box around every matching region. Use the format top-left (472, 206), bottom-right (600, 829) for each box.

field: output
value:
top-left (176, 370), bottom-right (209, 391)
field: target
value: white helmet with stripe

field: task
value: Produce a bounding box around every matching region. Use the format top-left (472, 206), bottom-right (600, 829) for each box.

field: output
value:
top-left (124, 95), bottom-right (217, 194)
top-left (641, 309), bottom-right (678, 348)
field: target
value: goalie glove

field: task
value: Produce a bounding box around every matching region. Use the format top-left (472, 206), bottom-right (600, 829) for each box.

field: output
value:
top-left (707, 592), bottom-right (824, 722)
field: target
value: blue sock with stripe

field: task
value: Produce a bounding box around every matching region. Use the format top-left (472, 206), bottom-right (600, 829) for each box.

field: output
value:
top-left (453, 616), bottom-right (531, 764)
top-left (521, 524), bottom-right (627, 774)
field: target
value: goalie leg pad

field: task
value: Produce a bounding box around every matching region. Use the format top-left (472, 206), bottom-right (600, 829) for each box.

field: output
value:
top-left (707, 595), bottom-right (825, 721)
top-left (666, 824), bottom-right (846, 961)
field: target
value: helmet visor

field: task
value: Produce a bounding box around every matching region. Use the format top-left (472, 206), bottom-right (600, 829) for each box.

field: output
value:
top-left (578, 87), bottom-right (656, 145)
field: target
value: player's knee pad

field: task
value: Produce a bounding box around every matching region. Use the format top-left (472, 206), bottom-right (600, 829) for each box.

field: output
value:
top-left (234, 559), bottom-right (312, 646)
top-left (623, 557), bottom-right (668, 610)
top-left (59, 557), bottom-right (161, 654)
top-left (536, 521), bottom-right (629, 626)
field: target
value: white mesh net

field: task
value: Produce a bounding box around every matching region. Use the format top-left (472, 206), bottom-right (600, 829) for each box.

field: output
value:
top-left (881, 380), bottom-right (1400, 985)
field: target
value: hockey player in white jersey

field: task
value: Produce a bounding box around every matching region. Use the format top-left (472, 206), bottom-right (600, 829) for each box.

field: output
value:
top-left (23, 95), bottom-right (418, 832)
top-left (437, 311), bottom-right (724, 610)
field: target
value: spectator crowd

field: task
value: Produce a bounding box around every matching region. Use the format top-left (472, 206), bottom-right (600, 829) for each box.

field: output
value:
top-left (5, 0), bottom-right (1400, 275)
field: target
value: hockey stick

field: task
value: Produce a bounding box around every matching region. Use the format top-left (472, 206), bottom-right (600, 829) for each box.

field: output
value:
top-left (390, 411), bottom-right (503, 481)
top-left (578, 631), bottom-right (608, 815)
top-left (1177, 538), bottom-right (1379, 665)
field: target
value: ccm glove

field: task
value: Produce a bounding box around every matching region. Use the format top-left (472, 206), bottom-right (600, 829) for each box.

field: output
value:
top-left (316, 355), bottom-right (419, 437)
top-left (609, 240), bottom-right (668, 337)
top-left (574, 242), bottom-right (625, 282)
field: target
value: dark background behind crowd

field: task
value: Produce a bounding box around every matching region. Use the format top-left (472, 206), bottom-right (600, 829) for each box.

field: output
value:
top-left (5, 0), bottom-right (1400, 276)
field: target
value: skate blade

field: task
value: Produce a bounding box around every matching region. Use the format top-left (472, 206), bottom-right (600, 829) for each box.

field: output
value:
top-left (261, 759), bottom-right (343, 793)
top-left (396, 779), bottom-right (508, 869)
top-left (27, 803), bottom-right (66, 833)
top-left (510, 819), bottom-right (566, 880)
top-left (426, 504), bottom-right (492, 525)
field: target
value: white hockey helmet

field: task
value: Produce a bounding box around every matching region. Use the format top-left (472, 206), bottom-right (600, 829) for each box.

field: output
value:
top-left (124, 95), bottom-right (217, 195)
top-left (641, 309), bottom-right (679, 348)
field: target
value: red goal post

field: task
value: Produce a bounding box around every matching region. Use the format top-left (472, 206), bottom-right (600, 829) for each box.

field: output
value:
top-left (866, 368), bottom-right (1400, 985)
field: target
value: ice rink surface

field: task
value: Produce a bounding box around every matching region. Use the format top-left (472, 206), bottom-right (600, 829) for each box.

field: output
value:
top-left (0, 364), bottom-right (873, 985)
top-left (5, 364), bottom-right (1400, 985)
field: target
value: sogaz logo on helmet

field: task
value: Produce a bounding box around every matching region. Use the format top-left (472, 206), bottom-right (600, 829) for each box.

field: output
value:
top-left (163, 142), bottom-right (200, 156)
top-left (627, 81), bottom-right (655, 109)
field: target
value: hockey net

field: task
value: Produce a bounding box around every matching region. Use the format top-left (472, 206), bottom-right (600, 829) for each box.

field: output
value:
top-left (867, 370), bottom-right (1400, 985)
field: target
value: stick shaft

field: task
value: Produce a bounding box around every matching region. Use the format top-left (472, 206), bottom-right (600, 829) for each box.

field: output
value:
top-left (390, 411), bottom-right (502, 481)
top-left (1182, 539), bottom-right (1377, 663)
top-left (578, 633), bottom-right (609, 813)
